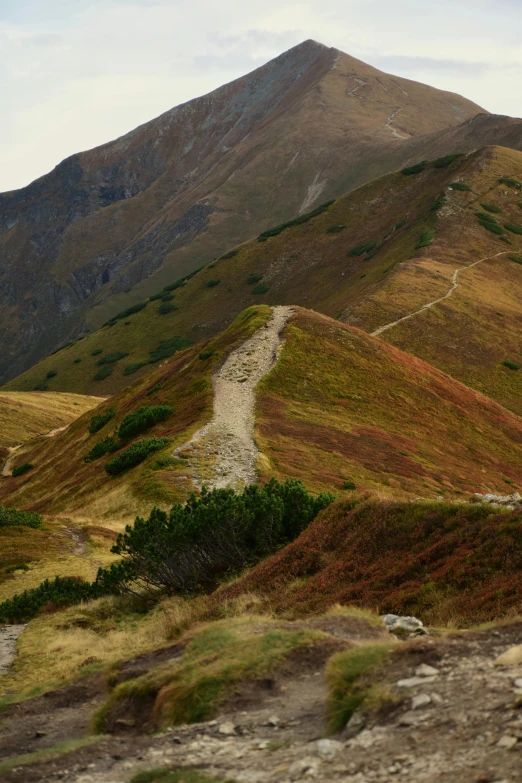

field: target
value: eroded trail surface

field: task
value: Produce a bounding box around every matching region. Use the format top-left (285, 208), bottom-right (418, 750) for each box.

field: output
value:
top-left (372, 250), bottom-right (509, 337)
top-left (0, 625), bottom-right (25, 675)
top-left (175, 306), bottom-right (293, 489)
top-left (1, 445), bottom-right (22, 477)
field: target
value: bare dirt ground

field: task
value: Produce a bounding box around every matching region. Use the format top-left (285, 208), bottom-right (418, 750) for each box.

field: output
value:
top-left (175, 306), bottom-right (294, 489)
top-left (2, 620), bottom-right (522, 782)
top-left (371, 250), bottom-right (509, 337)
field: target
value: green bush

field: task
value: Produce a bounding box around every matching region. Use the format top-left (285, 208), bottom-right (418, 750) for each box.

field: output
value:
top-left (508, 254), bottom-right (522, 265)
top-left (46, 370), bottom-right (57, 379)
top-left (148, 336), bottom-right (192, 363)
top-left (503, 360), bottom-right (521, 371)
top-left (163, 279), bottom-right (186, 292)
top-left (326, 224), bottom-right (346, 233)
top-left (252, 283), bottom-right (269, 294)
top-left (480, 221), bottom-right (504, 235)
top-left (480, 203), bottom-right (502, 214)
top-left (433, 153), bottom-right (464, 168)
top-left (51, 341), bottom-right (74, 355)
top-left (476, 211), bottom-right (498, 224)
top-left (73, 358), bottom-right (82, 364)
top-left (219, 249), bottom-right (239, 260)
top-left (348, 242), bottom-right (377, 257)
top-left (93, 365), bottom-right (114, 381)
top-left (431, 194), bottom-right (446, 211)
top-left (257, 200), bottom-right (335, 241)
top-left (123, 362), bottom-right (148, 376)
top-left (247, 274), bottom-right (263, 285)
top-left (500, 177), bottom-right (522, 189)
top-left (401, 161), bottom-right (427, 175)
top-left (0, 506), bottom-right (42, 528)
top-left (89, 406), bottom-right (115, 434)
top-left (100, 479), bottom-right (335, 595)
top-left (146, 383), bottom-right (163, 397)
top-left (105, 302), bottom-right (147, 326)
top-left (161, 293), bottom-right (175, 302)
top-left (91, 349), bottom-right (103, 356)
top-left (450, 182), bottom-right (471, 191)
top-left (148, 291), bottom-right (164, 302)
top-left (395, 218), bottom-right (407, 230)
top-left (105, 438), bottom-right (170, 476)
top-left (158, 302), bottom-right (178, 315)
top-left (12, 463), bottom-right (33, 478)
top-left (33, 383), bottom-right (48, 391)
top-left (342, 480), bottom-right (357, 490)
top-left (415, 230), bottom-right (435, 249)
top-left (0, 576), bottom-right (101, 624)
top-left (504, 223), bottom-right (522, 235)
top-left (499, 236), bottom-right (512, 244)
top-left (117, 405), bottom-right (173, 440)
top-left (97, 351), bottom-right (129, 366)
top-left (206, 279), bottom-right (221, 288)
top-left (198, 349), bottom-right (215, 360)
top-left (85, 436), bottom-right (119, 463)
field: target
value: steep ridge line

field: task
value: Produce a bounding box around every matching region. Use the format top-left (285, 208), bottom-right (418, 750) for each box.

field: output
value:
top-left (371, 251), bottom-right (510, 337)
top-left (175, 306), bottom-right (294, 490)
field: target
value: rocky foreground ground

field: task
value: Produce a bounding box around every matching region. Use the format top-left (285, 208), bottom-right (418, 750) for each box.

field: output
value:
top-left (1, 616), bottom-right (522, 783)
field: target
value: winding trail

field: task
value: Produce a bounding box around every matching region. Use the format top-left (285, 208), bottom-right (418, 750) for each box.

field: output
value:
top-left (175, 306), bottom-right (294, 489)
top-left (0, 625), bottom-right (25, 675)
top-left (1, 445), bottom-right (22, 477)
top-left (371, 251), bottom-right (509, 337)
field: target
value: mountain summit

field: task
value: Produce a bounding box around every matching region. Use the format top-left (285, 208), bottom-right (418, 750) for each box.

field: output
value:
top-left (0, 39), bottom-right (518, 383)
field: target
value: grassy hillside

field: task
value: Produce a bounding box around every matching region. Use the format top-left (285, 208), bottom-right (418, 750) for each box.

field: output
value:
top-left (0, 392), bottom-right (103, 447)
top-left (221, 496), bottom-right (522, 626)
top-left (2, 306), bottom-right (521, 524)
top-left (6, 146), bottom-right (522, 415)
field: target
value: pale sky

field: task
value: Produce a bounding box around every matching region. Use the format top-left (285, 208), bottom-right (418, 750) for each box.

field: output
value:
top-left (1, 0), bottom-right (521, 192)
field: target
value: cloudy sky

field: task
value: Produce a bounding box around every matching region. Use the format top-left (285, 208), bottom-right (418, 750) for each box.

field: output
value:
top-left (1, 0), bottom-right (521, 192)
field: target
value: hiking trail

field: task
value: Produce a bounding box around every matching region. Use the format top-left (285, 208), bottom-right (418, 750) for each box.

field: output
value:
top-left (0, 625), bottom-right (25, 676)
top-left (175, 306), bottom-right (294, 489)
top-left (1, 445), bottom-right (22, 477)
top-left (371, 251), bottom-right (509, 337)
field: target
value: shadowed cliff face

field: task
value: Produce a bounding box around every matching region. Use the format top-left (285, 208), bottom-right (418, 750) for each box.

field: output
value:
top-left (0, 38), bottom-right (514, 383)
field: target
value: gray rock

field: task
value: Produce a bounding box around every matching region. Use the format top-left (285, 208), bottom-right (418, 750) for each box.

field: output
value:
top-left (397, 676), bottom-right (437, 689)
top-left (497, 735), bottom-right (518, 749)
top-left (218, 721), bottom-right (237, 735)
top-left (382, 614), bottom-right (427, 636)
top-left (288, 756), bottom-right (321, 778)
top-left (412, 693), bottom-right (432, 709)
top-left (314, 738), bottom-right (344, 759)
top-left (415, 664), bottom-right (440, 677)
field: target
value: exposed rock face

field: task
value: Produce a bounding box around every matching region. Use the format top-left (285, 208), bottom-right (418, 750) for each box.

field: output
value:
top-left (1, 38), bottom-right (518, 383)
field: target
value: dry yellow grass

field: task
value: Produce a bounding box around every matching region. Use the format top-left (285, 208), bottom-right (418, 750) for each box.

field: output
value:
top-left (0, 392), bottom-right (104, 447)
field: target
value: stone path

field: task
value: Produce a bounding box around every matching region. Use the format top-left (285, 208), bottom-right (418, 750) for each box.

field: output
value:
top-left (175, 306), bottom-right (294, 489)
top-left (0, 625), bottom-right (25, 675)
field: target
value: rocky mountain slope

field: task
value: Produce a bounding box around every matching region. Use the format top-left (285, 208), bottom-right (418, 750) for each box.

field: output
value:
top-left (0, 38), bottom-right (507, 385)
top-left (8, 145), bottom-right (522, 417)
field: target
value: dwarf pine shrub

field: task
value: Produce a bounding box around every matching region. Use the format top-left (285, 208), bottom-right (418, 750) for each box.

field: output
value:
top-left (123, 362), bottom-right (148, 376)
top-left (509, 254), bottom-right (522, 265)
top-left (85, 436), bottom-right (119, 463)
top-left (163, 279), bottom-right (186, 292)
top-left (0, 576), bottom-right (101, 624)
top-left (348, 242), bottom-right (377, 257)
top-left (12, 463), bottom-right (33, 478)
top-left (326, 225), bottom-right (346, 233)
top-left (505, 223), bottom-right (522, 235)
top-left (207, 279), bottom-right (221, 288)
top-left (117, 405), bottom-right (173, 440)
top-left (252, 283), bottom-right (269, 294)
top-left (401, 161), bottom-right (427, 175)
top-left (0, 506), bottom-right (42, 528)
top-left (148, 336), bottom-right (192, 363)
top-left (198, 349), bottom-right (215, 360)
top-left (480, 203), bottom-right (502, 214)
top-left (97, 352), bottom-right (129, 366)
top-left (105, 438), bottom-right (170, 475)
top-left (146, 383), bottom-right (163, 397)
top-left (433, 153), bottom-right (464, 168)
top-left (500, 177), bottom-right (522, 189)
top-left (220, 249), bottom-right (239, 259)
top-left (46, 370), bottom-right (57, 379)
top-left (158, 302), bottom-right (178, 315)
top-left (415, 231), bottom-right (435, 249)
top-left (258, 201), bottom-right (335, 241)
top-left (89, 406), bottom-right (115, 434)
top-left (91, 349), bottom-right (103, 356)
top-left (450, 182), bottom-right (472, 191)
top-left (503, 360), bottom-right (521, 371)
top-left (247, 274), bottom-right (263, 285)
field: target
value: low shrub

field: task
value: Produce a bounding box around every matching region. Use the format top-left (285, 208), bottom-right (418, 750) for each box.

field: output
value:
top-left (33, 383), bottom-right (48, 391)
top-left (93, 365), bottom-right (114, 381)
top-left (500, 177), bottom-right (522, 189)
top-left (117, 405), bottom-right (173, 440)
top-left (252, 283), bottom-right (269, 295)
top-left (91, 349), bottom-right (103, 356)
top-left (0, 576), bottom-right (101, 624)
top-left (342, 480), bottom-right (357, 490)
top-left (85, 436), bottom-right (119, 463)
top-left (0, 506), bottom-right (42, 528)
top-left (347, 242), bottom-right (377, 257)
top-left (480, 203), bottom-right (502, 214)
top-left (198, 349), bottom-right (215, 360)
top-left (107, 301), bottom-right (147, 325)
top-left (146, 383), bottom-right (163, 397)
top-left (415, 230), bottom-right (435, 249)
top-left (46, 370), bottom-right (57, 379)
top-left (401, 161), bottom-right (427, 175)
top-left (504, 223), bottom-right (522, 235)
top-left (247, 274), bottom-right (263, 285)
top-left (431, 194), bottom-right (446, 211)
top-left (51, 341), bottom-right (74, 355)
top-left (105, 438), bottom-right (170, 476)
top-left (161, 293), bottom-right (175, 302)
top-left (257, 200), bottom-right (335, 241)
top-left (480, 221), bottom-right (504, 235)
top-left (163, 279), bottom-right (186, 292)
top-left (100, 479), bottom-right (335, 595)
top-left (97, 351), bottom-right (129, 366)
top-left (158, 302), bottom-right (178, 315)
top-left (220, 249), bottom-right (239, 260)
top-left (89, 406), bottom-right (115, 434)
top-left (12, 463), bottom-right (33, 478)
top-left (508, 254), bottom-right (522, 265)
top-left (148, 336), bottom-right (192, 363)
top-left (206, 279), bottom-right (221, 288)
top-left (148, 291), bottom-right (164, 302)
top-left (433, 153), bottom-right (464, 168)
top-left (394, 218), bottom-right (407, 230)
top-left (476, 211), bottom-right (498, 223)
top-left (326, 224), bottom-right (346, 233)
top-left (450, 182), bottom-right (471, 191)
top-left (123, 362), bottom-right (148, 376)
top-left (503, 360), bottom-right (521, 371)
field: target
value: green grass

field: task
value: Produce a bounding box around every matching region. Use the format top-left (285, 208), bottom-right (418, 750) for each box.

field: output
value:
top-left (326, 644), bottom-right (392, 732)
top-left (0, 737), bottom-right (103, 774)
